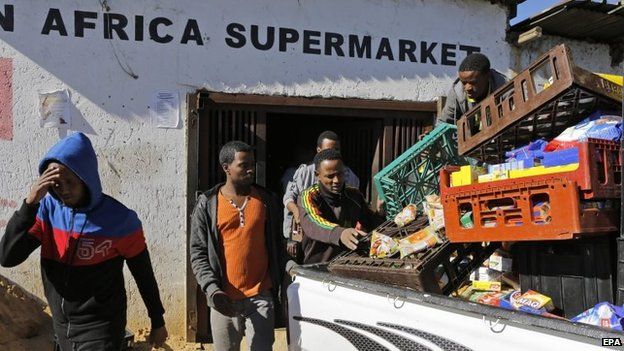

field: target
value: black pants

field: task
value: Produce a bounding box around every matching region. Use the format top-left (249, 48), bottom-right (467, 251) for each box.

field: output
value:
top-left (54, 333), bottom-right (123, 351)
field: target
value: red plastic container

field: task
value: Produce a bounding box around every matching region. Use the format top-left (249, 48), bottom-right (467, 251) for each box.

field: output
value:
top-left (535, 139), bottom-right (622, 200)
top-left (440, 167), bottom-right (619, 243)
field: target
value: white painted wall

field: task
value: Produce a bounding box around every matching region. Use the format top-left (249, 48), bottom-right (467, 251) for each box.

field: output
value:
top-left (0, 0), bottom-right (510, 336)
top-left (512, 35), bottom-right (623, 75)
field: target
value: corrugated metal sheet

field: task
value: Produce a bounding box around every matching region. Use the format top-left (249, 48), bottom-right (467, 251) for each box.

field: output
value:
top-left (510, 0), bottom-right (624, 43)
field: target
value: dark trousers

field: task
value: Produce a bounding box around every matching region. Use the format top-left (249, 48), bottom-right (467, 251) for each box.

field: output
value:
top-left (54, 333), bottom-right (124, 351)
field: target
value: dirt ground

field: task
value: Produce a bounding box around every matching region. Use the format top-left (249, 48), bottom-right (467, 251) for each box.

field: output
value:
top-left (133, 329), bottom-right (288, 351)
top-left (0, 274), bottom-right (54, 351)
top-left (0, 274), bottom-right (288, 351)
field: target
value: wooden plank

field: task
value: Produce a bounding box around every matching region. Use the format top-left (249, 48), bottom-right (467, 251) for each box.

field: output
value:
top-left (185, 92), bottom-right (200, 342)
top-left (205, 92), bottom-right (437, 112)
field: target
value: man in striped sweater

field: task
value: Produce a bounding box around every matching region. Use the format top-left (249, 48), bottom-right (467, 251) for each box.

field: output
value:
top-left (298, 149), bottom-right (384, 264)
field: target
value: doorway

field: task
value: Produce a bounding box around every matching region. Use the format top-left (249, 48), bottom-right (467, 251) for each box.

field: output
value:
top-left (185, 91), bottom-right (436, 342)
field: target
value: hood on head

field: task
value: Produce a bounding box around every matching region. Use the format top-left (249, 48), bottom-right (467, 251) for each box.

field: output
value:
top-left (38, 132), bottom-right (102, 210)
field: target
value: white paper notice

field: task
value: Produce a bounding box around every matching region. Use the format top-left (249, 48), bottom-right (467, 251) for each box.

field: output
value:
top-left (39, 90), bottom-right (71, 128)
top-left (152, 90), bottom-right (179, 128)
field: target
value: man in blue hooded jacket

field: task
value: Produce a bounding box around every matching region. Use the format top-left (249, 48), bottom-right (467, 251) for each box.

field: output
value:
top-left (0, 132), bottom-right (168, 351)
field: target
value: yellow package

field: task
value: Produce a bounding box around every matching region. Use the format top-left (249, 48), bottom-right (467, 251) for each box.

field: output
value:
top-left (509, 163), bottom-right (578, 179)
top-left (471, 281), bottom-right (502, 292)
top-left (451, 165), bottom-right (486, 187)
top-left (514, 290), bottom-right (555, 311)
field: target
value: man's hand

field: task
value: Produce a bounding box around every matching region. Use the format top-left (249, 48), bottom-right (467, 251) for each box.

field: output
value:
top-left (287, 202), bottom-right (301, 224)
top-left (148, 326), bottom-right (168, 350)
top-left (212, 290), bottom-right (235, 317)
top-left (286, 240), bottom-right (299, 258)
top-left (26, 166), bottom-right (61, 205)
top-left (340, 228), bottom-right (367, 250)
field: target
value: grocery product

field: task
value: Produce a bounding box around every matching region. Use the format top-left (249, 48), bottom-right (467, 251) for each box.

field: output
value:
top-left (488, 251), bottom-right (512, 272)
top-left (397, 226), bottom-right (441, 259)
top-left (423, 195), bottom-right (445, 231)
top-left (571, 302), bottom-right (624, 331)
top-left (546, 111), bottom-right (622, 151)
top-left (514, 290), bottom-right (555, 312)
top-left (394, 204), bottom-right (418, 227)
top-left (505, 139), bottom-right (548, 161)
top-left (450, 165), bottom-right (486, 187)
top-left (472, 281), bottom-right (502, 292)
top-left (369, 231), bottom-right (399, 258)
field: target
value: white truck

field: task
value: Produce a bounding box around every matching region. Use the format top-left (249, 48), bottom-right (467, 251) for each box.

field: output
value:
top-left (287, 265), bottom-right (623, 351)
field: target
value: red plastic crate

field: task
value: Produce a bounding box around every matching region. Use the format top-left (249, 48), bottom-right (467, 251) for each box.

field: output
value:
top-left (440, 168), bottom-right (619, 243)
top-left (541, 139), bottom-right (621, 200)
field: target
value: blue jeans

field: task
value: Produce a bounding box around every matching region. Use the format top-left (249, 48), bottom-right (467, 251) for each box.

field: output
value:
top-left (210, 290), bottom-right (275, 351)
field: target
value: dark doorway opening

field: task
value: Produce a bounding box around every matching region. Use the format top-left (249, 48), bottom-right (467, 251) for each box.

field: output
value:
top-left (266, 113), bottom-right (383, 201)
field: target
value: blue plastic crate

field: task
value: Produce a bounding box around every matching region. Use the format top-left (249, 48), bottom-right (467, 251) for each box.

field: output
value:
top-left (374, 123), bottom-right (470, 218)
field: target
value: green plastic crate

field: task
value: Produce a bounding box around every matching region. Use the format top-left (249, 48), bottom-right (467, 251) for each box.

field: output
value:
top-left (374, 123), bottom-right (469, 218)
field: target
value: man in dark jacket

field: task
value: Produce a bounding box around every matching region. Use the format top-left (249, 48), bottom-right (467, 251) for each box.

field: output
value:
top-left (190, 141), bottom-right (286, 351)
top-left (298, 149), bottom-right (384, 264)
top-left (0, 132), bottom-right (167, 351)
top-left (438, 52), bottom-right (509, 125)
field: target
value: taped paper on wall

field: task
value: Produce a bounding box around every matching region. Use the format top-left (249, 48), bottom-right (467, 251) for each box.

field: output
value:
top-left (151, 90), bottom-right (179, 128)
top-left (39, 89), bottom-right (71, 128)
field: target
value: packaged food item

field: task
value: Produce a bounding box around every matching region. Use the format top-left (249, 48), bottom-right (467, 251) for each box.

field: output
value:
top-left (394, 204), bottom-right (418, 227)
top-left (545, 111), bottom-right (622, 151)
top-left (488, 250), bottom-right (512, 272)
top-left (470, 267), bottom-right (501, 281)
top-left (505, 139), bottom-right (548, 162)
top-left (478, 171), bottom-right (509, 183)
top-left (571, 302), bottom-right (624, 331)
top-left (422, 195), bottom-right (445, 231)
top-left (471, 281), bottom-right (502, 292)
top-left (451, 165), bottom-right (486, 187)
top-left (460, 211), bottom-right (474, 228)
top-left (499, 290), bottom-right (522, 310)
top-left (474, 291), bottom-right (509, 307)
top-left (470, 267), bottom-right (502, 292)
top-left (397, 226), bottom-right (440, 259)
top-left (532, 201), bottom-right (551, 225)
top-left (454, 283), bottom-right (474, 299)
top-left (514, 290), bottom-right (555, 312)
top-left (369, 231), bottom-right (398, 258)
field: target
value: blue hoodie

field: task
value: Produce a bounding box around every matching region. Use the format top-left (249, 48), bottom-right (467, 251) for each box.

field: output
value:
top-left (0, 132), bottom-right (165, 342)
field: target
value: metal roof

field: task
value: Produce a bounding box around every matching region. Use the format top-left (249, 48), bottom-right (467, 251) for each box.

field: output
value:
top-left (510, 0), bottom-right (624, 43)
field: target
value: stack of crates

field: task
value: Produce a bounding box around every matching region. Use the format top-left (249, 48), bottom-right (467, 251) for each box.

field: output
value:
top-left (329, 122), bottom-right (482, 294)
top-left (441, 44), bottom-right (623, 317)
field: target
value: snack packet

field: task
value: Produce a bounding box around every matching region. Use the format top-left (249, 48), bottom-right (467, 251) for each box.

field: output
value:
top-left (394, 204), bottom-right (418, 227)
top-left (369, 231), bottom-right (399, 258)
top-left (397, 226), bottom-right (440, 259)
top-left (572, 302), bottom-right (624, 331)
top-left (423, 195), bottom-right (445, 231)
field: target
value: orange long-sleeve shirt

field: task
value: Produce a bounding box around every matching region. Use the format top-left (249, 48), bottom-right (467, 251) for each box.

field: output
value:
top-left (217, 190), bottom-right (272, 300)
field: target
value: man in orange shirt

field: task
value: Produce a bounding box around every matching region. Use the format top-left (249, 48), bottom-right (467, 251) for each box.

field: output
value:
top-left (190, 141), bottom-right (285, 351)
